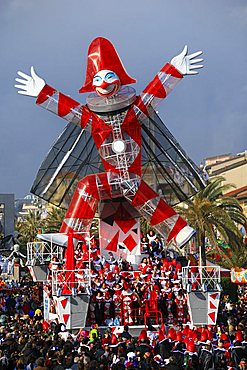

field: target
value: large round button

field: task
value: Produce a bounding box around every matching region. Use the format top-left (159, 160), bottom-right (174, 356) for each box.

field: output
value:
top-left (112, 140), bottom-right (126, 153)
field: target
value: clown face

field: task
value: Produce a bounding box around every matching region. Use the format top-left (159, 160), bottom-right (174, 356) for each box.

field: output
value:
top-left (92, 70), bottom-right (120, 97)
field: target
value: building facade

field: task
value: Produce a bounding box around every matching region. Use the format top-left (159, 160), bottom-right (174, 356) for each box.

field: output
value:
top-left (205, 150), bottom-right (247, 217)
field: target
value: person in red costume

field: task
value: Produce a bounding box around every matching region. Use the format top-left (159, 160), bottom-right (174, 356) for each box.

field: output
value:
top-left (175, 290), bottom-right (186, 324)
top-left (15, 37), bottom-right (204, 249)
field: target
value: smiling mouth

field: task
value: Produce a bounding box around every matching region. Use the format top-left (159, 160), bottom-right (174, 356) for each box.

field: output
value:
top-left (96, 84), bottom-right (117, 96)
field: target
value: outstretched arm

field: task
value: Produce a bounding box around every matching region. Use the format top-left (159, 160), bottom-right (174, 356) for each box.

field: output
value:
top-left (140, 46), bottom-right (203, 111)
top-left (15, 67), bottom-right (91, 129)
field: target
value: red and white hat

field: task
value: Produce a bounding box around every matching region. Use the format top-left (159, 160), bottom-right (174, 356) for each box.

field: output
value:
top-left (138, 329), bottom-right (148, 341)
top-left (79, 37), bottom-right (136, 93)
top-left (186, 341), bottom-right (197, 354)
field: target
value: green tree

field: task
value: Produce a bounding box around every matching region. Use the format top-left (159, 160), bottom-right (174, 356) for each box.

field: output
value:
top-left (140, 217), bottom-right (152, 236)
top-left (15, 210), bottom-right (45, 249)
top-left (43, 206), bottom-right (66, 233)
top-left (44, 207), bottom-right (100, 238)
top-left (176, 176), bottom-right (247, 267)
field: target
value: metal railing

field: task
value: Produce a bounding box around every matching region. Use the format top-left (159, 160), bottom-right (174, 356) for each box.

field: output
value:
top-left (182, 265), bottom-right (221, 291)
top-left (51, 268), bottom-right (91, 296)
top-left (27, 233), bottom-right (94, 297)
top-left (27, 241), bottom-right (63, 266)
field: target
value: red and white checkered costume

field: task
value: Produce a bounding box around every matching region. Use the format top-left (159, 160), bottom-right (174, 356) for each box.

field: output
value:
top-left (36, 60), bottom-right (188, 247)
top-left (121, 288), bottom-right (137, 325)
top-left (166, 292), bottom-right (175, 325)
top-left (175, 295), bottom-right (186, 324)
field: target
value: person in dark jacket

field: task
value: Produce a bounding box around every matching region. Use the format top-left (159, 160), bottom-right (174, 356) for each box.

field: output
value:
top-left (230, 341), bottom-right (247, 369)
top-left (119, 325), bottom-right (132, 340)
top-left (159, 338), bottom-right (174, 360)
top-left (172, 342), bottom-right (185, 368)
top-left (199, 340), bottom-right (214, 370)
top-left (164, 355), bottom-right (183, 370)
top-left (214, 340), bottom-right (228, 370)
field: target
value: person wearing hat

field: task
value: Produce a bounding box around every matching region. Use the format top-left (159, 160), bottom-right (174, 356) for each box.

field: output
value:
top-left (112, 285), bottom-right (123, 320)
top-left (197, 331), bottom-right (209, 357)
top-left (89, 324), bottom-right (99, 343)
top-left (158, 330), bottom-right (174, 360)
top-left (136, 330), bottom-right (152, 356)
top-left (220, 332), bottom-right (231, 350)
top-left (184, 341), bottom-right (199, 370)
top-left (214, 340), bottom-right (230, 370)
top-left (171, 331), bottom-right (186, 366)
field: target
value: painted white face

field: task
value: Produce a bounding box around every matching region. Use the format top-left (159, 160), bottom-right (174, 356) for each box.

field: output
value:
top-left (92, 70), bottom-right (120, 97)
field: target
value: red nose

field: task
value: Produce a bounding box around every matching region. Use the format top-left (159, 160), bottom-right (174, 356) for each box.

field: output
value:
top-left (99, 81), bottom-right (111, 89)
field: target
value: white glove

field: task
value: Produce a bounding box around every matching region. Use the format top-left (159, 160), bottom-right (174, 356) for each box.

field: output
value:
top-left (15, 66), bottom-right (46, 97)
top-left (170, 46), bottom-right (203, 75)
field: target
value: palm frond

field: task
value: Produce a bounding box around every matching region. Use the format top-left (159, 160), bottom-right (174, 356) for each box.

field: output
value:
top-left (175, 176), bottom-right (246, 267)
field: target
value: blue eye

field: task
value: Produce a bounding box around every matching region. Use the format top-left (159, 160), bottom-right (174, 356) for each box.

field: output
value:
top-left (93, 76), bottom-right (102, 84)
top-left (105, 72), bottom-right (115, 81)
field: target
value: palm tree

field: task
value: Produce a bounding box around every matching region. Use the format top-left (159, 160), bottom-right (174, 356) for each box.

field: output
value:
top-left (43, 206), bottom-right (66, 233)
top-left (15, 210), bottom-right (45, 248)
top-left (140, 217), bottom-right (152, 236)
top-left (176, 176), bottom-right (247, 267)
top-left (44, 207), bottom-right (101, 238)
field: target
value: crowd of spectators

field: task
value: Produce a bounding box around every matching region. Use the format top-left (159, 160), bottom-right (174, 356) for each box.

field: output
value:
top-left (0, 229), bottom-right (247, 369)
top-left (0, 290), bottom-right (247, 369)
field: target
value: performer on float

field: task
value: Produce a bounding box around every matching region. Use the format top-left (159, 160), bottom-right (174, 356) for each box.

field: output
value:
top-left (15, 37), bottom-right (203, 248)
top-left (121, 282), bottom-right (138, 325)
top-left (112, 284), bottom-right (123, 320)
top-left (86, 293), bottom-right (97, 326)
top-left (175, 290), bottom-right (186, 324)
top-left (103, 290), bottom-right (114, 324)
top-left (166, 291), bottom-right (176, 325)
top-left (95, 291), bottom-right (105, 325)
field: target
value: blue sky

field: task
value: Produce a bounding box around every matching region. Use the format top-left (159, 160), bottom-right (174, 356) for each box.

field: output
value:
top-left (0, 0), bottom-right (246, 198)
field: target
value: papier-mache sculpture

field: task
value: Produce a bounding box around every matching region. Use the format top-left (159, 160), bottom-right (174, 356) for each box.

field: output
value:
top-left (15, 37), bottom-right (205, 249)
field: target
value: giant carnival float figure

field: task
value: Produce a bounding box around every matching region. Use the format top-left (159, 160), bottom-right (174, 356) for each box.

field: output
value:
top-left (15, 37), bottom-right (206, 251)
